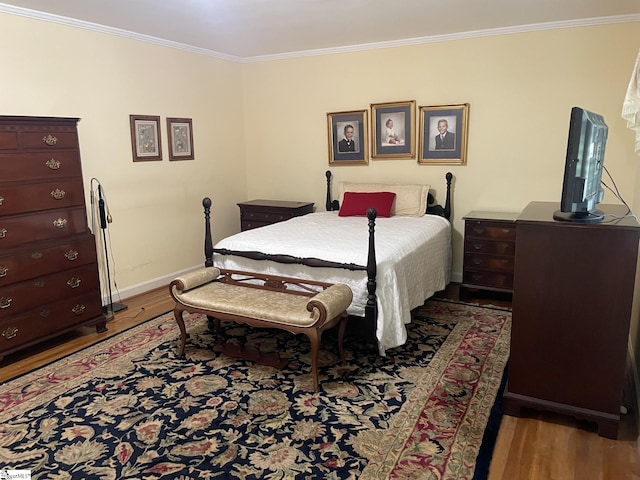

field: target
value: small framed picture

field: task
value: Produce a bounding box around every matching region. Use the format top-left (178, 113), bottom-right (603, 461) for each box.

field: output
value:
top-left (371, 100), bottom-right (416, 159)
top-left (327, 110), bottom-right (368, 165)
top-left (167, 117), bottom-right (194, 161)
top-left (418, 103), bottom-right (469, 165)
top-left (130, 115), bottom-right (162, 162)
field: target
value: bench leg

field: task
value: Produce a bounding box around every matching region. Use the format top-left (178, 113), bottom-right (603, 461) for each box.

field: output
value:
top-left (307, 330), bottom-right (321, 393)
top-left (174, 308), bottom-right (187, 356)
top-left (337, 313), bottom-right (348, 362)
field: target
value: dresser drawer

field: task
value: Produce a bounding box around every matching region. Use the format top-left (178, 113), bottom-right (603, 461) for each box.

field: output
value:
top-left (463, 270), bottom-right (513, 289)
top-left (0, 179), bottom-right (86, 215)
top-left (465, 221), bottom-right (516, 241)
top-left (0, 291), bottom-right (103, 354)
top-left (464, 253), bottom-right (515, 273)
top-left (464, 237), bottom-right (515, 256)
top-left (0, 207), bottom-right (88, 248)
top-left (0, 263), bottom-right (100, 318)
top-left (19, 130), bottom-right (79, 150)
top-left (242, 210), bottom-right (290, 224)
top-left (0, 151), bottom-right (82, 183)
top-left (0, 234), bottom-right (97, 287)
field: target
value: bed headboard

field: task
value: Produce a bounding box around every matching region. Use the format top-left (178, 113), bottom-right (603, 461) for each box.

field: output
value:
top-left (324, 171), bottom-right (453, 221)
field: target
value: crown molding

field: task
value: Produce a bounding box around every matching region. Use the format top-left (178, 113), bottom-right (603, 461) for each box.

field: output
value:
top-left (0, 3), bottom-right (637, 64)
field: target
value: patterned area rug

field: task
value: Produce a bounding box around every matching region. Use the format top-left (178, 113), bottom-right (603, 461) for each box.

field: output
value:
top-left (0, 299), bottom-right (510, 479)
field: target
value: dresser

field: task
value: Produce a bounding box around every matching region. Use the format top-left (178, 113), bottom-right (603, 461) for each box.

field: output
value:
top-left (460, 211), bottom-right (519, 300)
top-left (504, 201), bottom-right (640, 439)
top-left (237, 200), bottom-right (314, 231)
top-left (0, 116), bottom-right (106, 360)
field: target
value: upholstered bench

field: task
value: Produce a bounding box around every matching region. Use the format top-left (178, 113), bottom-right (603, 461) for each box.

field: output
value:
top-left (169, 267), bottom-right (353, 391)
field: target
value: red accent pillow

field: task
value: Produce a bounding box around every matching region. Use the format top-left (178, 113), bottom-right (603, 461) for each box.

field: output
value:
top-left (338, 191), bottom-right (396, 217)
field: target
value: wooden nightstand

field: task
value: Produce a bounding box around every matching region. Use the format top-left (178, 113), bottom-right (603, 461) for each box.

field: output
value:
top-left (460, 210), bottom-right (519, 300)
top-left (237, 200), bottom-right (314, 231)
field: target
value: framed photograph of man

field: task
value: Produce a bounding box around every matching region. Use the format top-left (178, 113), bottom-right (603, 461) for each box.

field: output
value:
top-left (418, 103), bottom-right (469, 165)
top-left (371, 100), bottom-right (416, 159)
top-left (327, 110), bottom-right (368, 165)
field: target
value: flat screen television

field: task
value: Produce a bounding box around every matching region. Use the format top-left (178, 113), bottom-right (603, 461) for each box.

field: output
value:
top-left (553, 106), bottom-right (608, 223)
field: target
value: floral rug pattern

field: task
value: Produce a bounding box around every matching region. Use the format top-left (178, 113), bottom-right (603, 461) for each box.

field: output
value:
top-left (0, 299), bottom-right (510, 479)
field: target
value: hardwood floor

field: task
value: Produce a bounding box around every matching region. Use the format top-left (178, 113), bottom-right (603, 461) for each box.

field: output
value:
top-left (1, 283), bottom-right (639, 479)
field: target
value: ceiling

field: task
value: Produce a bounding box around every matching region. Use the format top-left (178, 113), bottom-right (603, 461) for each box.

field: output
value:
top-left (0, 0), bottom-right (638, 60)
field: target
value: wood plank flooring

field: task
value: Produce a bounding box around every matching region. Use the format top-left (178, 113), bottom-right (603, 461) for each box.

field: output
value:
top-left (1, 283), bottom-right (639, 479)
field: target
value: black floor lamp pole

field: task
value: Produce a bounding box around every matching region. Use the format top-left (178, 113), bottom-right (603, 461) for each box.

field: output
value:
top-left (98, 185), bottom-right (127, 317)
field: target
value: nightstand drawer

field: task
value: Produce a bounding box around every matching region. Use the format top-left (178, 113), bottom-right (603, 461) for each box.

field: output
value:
top-left (464, 253), bottom-right (514, 273)
top-left (465, 221), bottom-right (516, 240)
top-left (463, 270), bottom-right (513, 289)
top-left (238, 200), bottom-right (314, 231)
top-left (464, 237), bottom-right (515, 256)
top-left (242, 211), bottom-right (289, 224)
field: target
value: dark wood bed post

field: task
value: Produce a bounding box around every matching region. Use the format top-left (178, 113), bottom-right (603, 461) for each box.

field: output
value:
top-left (444, 172), bottom-right (453, 221)
top-left (203, 197), bottom-right (214, 267)
top-left (365, 207), bottom-right (378, 323)
top-left (325, 170), bottom-right (332, 211)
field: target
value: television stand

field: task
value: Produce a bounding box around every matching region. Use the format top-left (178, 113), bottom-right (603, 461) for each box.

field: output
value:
top-left (504, 201), bottom-right (640, 439)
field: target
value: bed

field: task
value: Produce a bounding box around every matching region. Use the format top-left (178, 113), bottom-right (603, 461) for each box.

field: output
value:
top-left (203, 171), bottom-right (453, 355)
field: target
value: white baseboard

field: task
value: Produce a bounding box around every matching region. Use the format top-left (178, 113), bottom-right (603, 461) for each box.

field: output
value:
top-left (450, 270), bottom-right (462, 284)
top-left (102, 264), bottom-right (202, 305)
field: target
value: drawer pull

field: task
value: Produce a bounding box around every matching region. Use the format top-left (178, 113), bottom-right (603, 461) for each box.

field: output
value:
top-left (72, 304), bottom-right (86, 315)
top-left (33, 280), bottom-right (45, 288)
top-left (472, 228), bottom-right (485, 235)
top-left (40, 308), bottom-right (50, 318)
top-left (43, 134), bottom-right (58, 146)
top-left (473, 243), bottom-right (483, 250)
top-left (473, 259), bottom-right (482, 265)
top-left (0, 195), bottom-right (3, 206)
top-left (51, 188), bottom-right (66, 200)
top-left (32, 251), bottom-right (43, 259)
top-left (0, 266), bottom-right (7, 277)
top-left (65, 250), bottom-right (79, 261)
top-left (0, 228), bottom-right (6, 239)
top-left (53, 218), bottom-right (68, 228)
top-left (0, 297), bottom-right (12, 309)
top-left (67, 277), bottom-right (81, 289)
top-left (1, 327), bottom-right (18, 340)
top-left (46, 158), bottom-right (61, 170)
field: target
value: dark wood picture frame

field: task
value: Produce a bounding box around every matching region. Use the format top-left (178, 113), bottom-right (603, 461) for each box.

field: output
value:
top-left (130, 115), bottom-right (162, 162)
top-left (327, 110), bottom-right (368, 165)
top-left (167, 117), bottom-right (194, 161)
top-left (418, 103), bottom-right (469, 165)
top-left (371, 100), bottom-right (416, 159)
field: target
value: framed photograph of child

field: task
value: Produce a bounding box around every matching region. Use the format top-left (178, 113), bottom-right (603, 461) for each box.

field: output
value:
top-left (371, 100), bottom-right (416, 159)
top-left (418, 103), bottom-right (469, 165)
top-left (327, 110), bottom-right (368, 165)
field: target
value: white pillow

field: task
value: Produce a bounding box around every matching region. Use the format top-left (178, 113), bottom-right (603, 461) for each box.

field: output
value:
top-left (337, 182), bottom-right (430, 217)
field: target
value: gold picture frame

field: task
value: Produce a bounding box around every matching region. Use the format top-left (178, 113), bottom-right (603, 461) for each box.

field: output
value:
top-left (418, 103), bottom-right (469, 165)
top-left (371, 100), bottom-right (416, 159)
top-left (327, 110), bottom-right (368, 166)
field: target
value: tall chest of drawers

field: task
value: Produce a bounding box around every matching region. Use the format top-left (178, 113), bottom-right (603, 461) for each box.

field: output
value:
top-left (0, 116), bottom-right (106, 360)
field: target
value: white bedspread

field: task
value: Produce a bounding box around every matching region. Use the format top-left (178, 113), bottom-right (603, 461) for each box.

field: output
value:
top-left (213, 211), bottom-right (451, 355)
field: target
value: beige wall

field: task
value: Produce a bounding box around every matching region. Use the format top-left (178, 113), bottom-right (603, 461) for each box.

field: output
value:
top-left (0, 13), bottom-right (247, 296)
top-left (242, 23), bottom-right (640, 280)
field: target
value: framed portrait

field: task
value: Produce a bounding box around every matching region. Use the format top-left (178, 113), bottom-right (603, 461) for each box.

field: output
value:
top-left (327, 110), bottom-right (368, 165)
top-left (167, 117), bottom-right (194, 161)
top-left (371, 100), bottom-right (416, 159)
top-left (418, 103), bottom-right (469, 165)
top-left (130, 115), bottom-right (162, 162)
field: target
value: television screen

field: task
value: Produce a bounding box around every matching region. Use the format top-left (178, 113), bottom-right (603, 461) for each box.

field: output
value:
top-left (553, 106), bottom-right (608, 223)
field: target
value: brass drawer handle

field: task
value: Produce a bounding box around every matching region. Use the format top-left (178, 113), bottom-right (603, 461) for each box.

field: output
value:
top-left (40, 308), bottom-right (50, 318)
top-left (51, 188), bottom-right (66, 200)
top-left (72, 304), bottom-right (86, 315)
top-left (0, 195), bottom-right (3, 206)
top-left (46, 158), bottom-right (61, 170)
top-left (0, 296), bottom-right (13, 309)
top-left (1, 327), bottom-right (18, 340)
top-left (472, 228), bottom-right (485, 235)
top-left (0, 228), bottom-right (6, 239)
top-left (53, 218), bottom-right (68, 228)
top-left (33, 280), bottom-right (45, 288)
top-left (32, 251), bottom-right (43, 259)
top-left (67, 277), bottom-right (81, 288)
top-left (0, 266), bottom-right (7, 277)
top-left (65, 250), bottom-right (79, 261)
top-left (43, 134), bottom-right (58, 146)
top-left (473, 243), bottom-right (483, 250)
